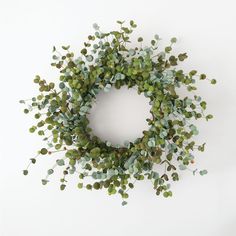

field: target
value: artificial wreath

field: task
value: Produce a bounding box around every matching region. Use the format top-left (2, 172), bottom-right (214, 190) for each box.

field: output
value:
top-left (20, 20), bottom-right (216, 205)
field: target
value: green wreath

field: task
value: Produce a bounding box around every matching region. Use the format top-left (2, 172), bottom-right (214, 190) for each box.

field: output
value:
top-left (20, 20), bottom-right (216, 205)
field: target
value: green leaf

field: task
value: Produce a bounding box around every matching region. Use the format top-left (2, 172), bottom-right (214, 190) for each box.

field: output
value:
top-left (93, 182), bottom-right (100, 190)
top-left (62, 45), bottom-right (70, 50)
top-left (52, 55), bottom-right (58, 60)
top-left (104, 84), bottom-right (112, 92)
top-left (206, 114), bottom-right (213, 121)
top-left (137, 37), bottom-right (143, 42)
top-left (199, 170), bottom-right (208, 176)
top-left (178, 53), bottom-right (188, 61)
top-left (200, 74), bottom-right (206, 80)
top-left (55, 144), bottom-right (62, 150)
top-left (92, 23), bottom-right (99, 30)
top-left (86, 55), bottom-right (93, 62)
top-left (23, 170), bottom-right (28, 175)
top-left (29, 127), bottom-right (36, 133)
top-left (129, 20), bottom-right (137, 28)
top-left (56, 159), bottom-right (65, 166)
top-left (148, 138), bottom-right (155, 147)
top-left (211, 79), bottom-right (217, 84)
top-left (171, 37), bottom-right (177, 43)
top-left (90, 147), bottom-right (101, 158)
top-left (47, 169), bottom-right (54, 175)
top-left (81, 48), bottom-right (87, 55)
top-left (59, 82), bottom-right (65, 89)
top-left (198, 143), bottom-right (206, 152)
top-left (163, 191), bottom-right (169, 198)
top-left (35, 76), bottom-right (42, 84)
top-left (117, 20), bottom-right (125, 25)
top-left (24, 109), bottom-right (29, 114)
top-left (154, 34), bottom-right (160, 40)
top-left (40, 148), bottom-right (48, 155)
top-left (30, 158), bottom-right (36, 164)
top-left (189, 70), bottom-right (197, 76)
top-left (163, 191), bottom-right (172, 198)
top-left (128, 49), bottom-right (135, 56)
top-left (151, 40), bottom-right (156, 46)
top-left (41, 179), bottom-right (49, 185)
top-left (77, 183), bottom-right (83, 189)
top-left (200, 101), bottom-right (207, 110)
top-left (19, 100), bottom-right (25, 104)
top-left (86, 184), bottom-right (92, 190)
top-left (60, 184), bottom-right (66, 190)
top-left (115, 73), bottom-right (125, 80)
top-left (165, 46), bottom-right (172, 53)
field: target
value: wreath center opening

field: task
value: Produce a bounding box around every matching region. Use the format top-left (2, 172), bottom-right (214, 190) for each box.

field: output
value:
top-left (88, 86), bottom-right (152, 146)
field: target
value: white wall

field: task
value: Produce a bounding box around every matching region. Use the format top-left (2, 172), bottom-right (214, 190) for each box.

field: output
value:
top-left (0, 0), bottom-right (236, 235)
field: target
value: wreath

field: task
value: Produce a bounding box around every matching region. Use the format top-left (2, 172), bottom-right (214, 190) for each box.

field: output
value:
top-left (20, 20), bottom-right (216, 205)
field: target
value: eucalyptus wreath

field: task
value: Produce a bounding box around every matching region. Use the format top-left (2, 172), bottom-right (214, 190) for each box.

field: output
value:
top-left (20, 20), bottom-right (216, 205)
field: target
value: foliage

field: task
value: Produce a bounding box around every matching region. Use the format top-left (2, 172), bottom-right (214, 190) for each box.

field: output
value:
top-left (20, 20), bottom-right (216, 205)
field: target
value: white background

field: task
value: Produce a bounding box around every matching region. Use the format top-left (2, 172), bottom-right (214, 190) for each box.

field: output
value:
top-left (0, 0), bottom-right (236, 235)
